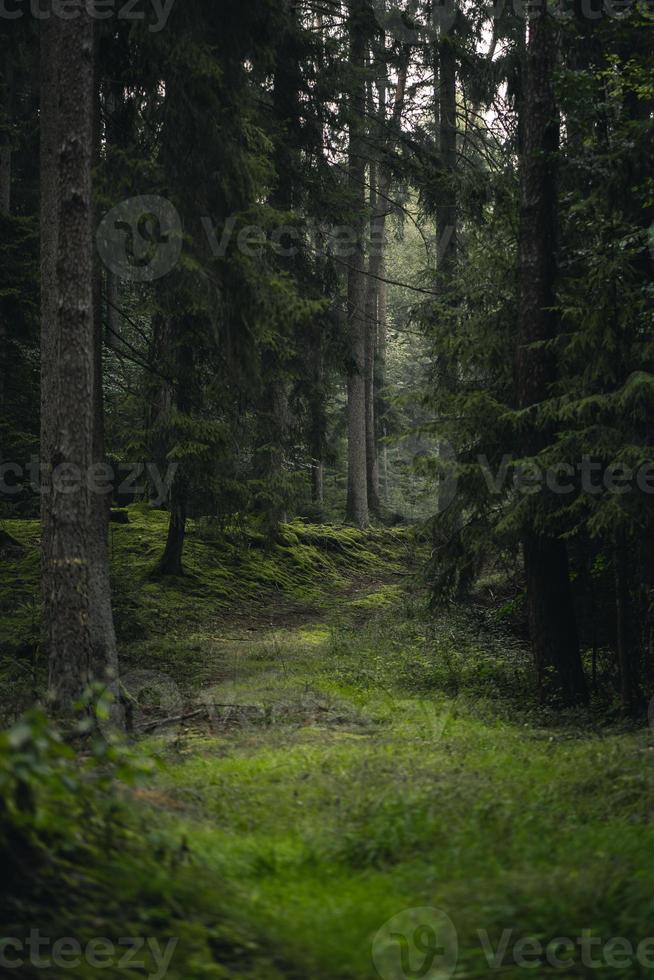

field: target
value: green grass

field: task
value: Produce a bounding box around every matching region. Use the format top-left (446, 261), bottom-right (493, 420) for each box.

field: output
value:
top-left (125, 586), bottom-right (654, 979)
top-left (2, 513), bottom-right (654, 977)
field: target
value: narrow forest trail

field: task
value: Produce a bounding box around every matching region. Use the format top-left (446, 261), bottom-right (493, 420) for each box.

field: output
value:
top-left (124, 562), bottom-right (654, 980)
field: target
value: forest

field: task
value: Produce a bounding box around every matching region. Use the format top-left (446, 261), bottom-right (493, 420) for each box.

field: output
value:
top-left (1, 0), bottom-right (654, 977)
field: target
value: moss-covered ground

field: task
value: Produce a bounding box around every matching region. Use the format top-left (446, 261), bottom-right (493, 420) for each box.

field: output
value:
top-left (2, 510), bottom-right (654, 978)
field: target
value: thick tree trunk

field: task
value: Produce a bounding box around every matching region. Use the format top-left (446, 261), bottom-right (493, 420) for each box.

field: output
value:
top-left (40, 8), bottom-right (105, 712)
top-left (345, 0), bottom-right (369, 528)
top-left (516, 9), bottom-right (587, 706)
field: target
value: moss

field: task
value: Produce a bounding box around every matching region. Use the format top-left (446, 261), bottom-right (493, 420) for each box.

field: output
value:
top-left (0, 510), bottom-right (411, 718)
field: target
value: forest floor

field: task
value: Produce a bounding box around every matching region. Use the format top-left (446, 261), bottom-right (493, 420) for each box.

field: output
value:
top-left (3, 514), bottom-right (654, 978)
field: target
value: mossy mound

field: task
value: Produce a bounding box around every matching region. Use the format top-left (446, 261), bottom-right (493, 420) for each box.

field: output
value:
top-left (0, 509), bottom-right (412, 721)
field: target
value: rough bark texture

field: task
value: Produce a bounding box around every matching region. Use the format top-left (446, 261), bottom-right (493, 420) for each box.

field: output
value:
top-left (41, 8), bottom-right (96, 710)
top-left (516, 10), bottom-right (587, 706)
top-left (345, 0), bottom-right (369, 528)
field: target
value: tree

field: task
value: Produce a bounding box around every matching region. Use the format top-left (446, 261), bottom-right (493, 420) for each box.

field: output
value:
top-left (40, 5), bottom-right (121, 720)
top-left (345, 0), bottom-right (370, 528)
top-left (365, 39), bottom-right (410, 516)
top-left (515, 9), bottom-right (586, 706)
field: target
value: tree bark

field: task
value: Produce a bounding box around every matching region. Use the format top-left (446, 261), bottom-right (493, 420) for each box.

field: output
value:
top-left (41, 7), bottom-right (116, 713)
top-left (345, 0), bottom-right (369, 528)
top-left (156, 494), bottom-right (187, 577)
top-left (309, 333), bottom-right (325, 506)
top-left (153, 323), bottom-right (192, 576)
top-left (515, 9), bottom-right (587, 706)
top-left (90, 60), bottom-right (122, 722)
top-left (0, 48), bottom-right (13, 415)
top-left (0, 49), bottom-right (12, 216)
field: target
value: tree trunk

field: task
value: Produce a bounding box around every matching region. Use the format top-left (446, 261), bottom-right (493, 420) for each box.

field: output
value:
top-left (363, 49), bottom-right (409, 516)
top-left (0, 49), bottom-right (12, 216)
top-left (309, 333), bottom-right (326, 507)
top-left (153, 325), bottom-right (192, 575)
top-left (614, 530), bottom-right (644, 715)
top-left (345, 0), bottom-right (369, 528)
top-left (156, 494), bottom-right (187, 577)
top-left (40, 7), bottom-right (108, 712)
top-left (90, 64), bottom-right (122, 723)
top-left (376, 275), bottom-right (388, 504)
top-left (437, 31), bottom-right (457, 274)
top-left (0, 49), bottom-right (13, 415)
top-left (515, 9), bottom-right (587, 706)
top-left (364, 153), bottom-right (381, 516)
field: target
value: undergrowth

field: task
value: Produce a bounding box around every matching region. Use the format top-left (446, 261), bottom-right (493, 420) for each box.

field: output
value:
top-left (3, 515), bottom-right (654, 978)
